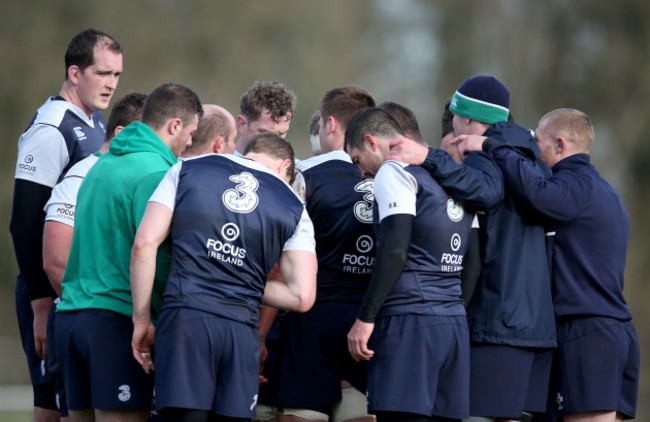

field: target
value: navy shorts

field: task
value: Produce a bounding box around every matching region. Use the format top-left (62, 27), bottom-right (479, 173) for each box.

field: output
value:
top-left (15, 276), bottom-right (54, 387)
top-left (273, 301), bottom-right (367, 411)
top-left (554, 317), bottom-right (639, 419)
top-left (367, 314), bottom-right (469, 419)
top-left (55, 309), bottom-right (154, 411)
top-left (154, 307), bottom-right (260, 418)
top-left (46, 304), bottom-right (68, 416)
top-left (469, 344), bottom-right (553, 418)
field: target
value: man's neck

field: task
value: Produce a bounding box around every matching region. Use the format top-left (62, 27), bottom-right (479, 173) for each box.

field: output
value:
top-left (59, 83), bottom-right (94, 118)
top-left (322, 135), bottom-right (344, 154)
top-left (235, 137), bottom-right (248, 155)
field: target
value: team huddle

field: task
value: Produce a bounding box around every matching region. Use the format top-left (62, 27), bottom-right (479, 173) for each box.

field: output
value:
top-left (11, 28), bottom-right (639, 422)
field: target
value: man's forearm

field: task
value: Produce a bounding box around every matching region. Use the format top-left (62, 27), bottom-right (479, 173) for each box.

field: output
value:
top-left (10, 179), bottom-right (55, 300)
top-left (421, 148), bottom-right (504, 209)
top-left (357, 214), bottom-right (413, 323)
top-left (42, 221), bottom-right (73, 297)
top-left (264, 250), bottom-right (317, 312)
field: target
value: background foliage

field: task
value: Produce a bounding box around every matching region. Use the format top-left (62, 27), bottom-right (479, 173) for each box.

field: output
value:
top-left (1, 0), bottom-right (648, 418)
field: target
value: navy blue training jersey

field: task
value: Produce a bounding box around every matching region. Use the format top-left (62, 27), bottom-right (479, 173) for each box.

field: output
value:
top-left (373, 161), bottom-right (471, 317)
top-left (297, 151), bottom-right (375, 303)
top-left (16, 96), bottom-right (106, 187)
top-left (150, 154), bottom-right (315, 327)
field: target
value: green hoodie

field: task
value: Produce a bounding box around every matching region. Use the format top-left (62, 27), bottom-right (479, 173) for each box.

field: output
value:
top-left (58, 122), bottom-right (177, 319)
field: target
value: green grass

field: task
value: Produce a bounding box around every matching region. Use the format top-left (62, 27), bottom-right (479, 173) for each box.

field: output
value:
top-left (0, 412), bottom-right (32, 422)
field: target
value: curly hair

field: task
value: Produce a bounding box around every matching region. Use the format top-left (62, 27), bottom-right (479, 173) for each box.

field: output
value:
top-left (240, 81), bottom-right (296, 123)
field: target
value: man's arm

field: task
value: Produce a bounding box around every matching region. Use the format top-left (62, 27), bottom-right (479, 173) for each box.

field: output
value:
top-left (10, 179), bottom-right (54, 299)
top-left (263, 250), bottom-right (317, 313)
top-left (458, 132), bottom-right (583, 224)
top-left (487, 145), bottom-right (583, 223)
top-left (390, 137), bottom-right (504, 209)
top-left (130, 201), bottom-right (173, 373)
top-left (42, 221), bottom-right (73, 298)
top-left (10, 179), bottom-right (55, 358)
top-left (258, 264), bottom-right (281, 384)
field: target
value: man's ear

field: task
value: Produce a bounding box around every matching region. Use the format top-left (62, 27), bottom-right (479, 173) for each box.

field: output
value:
top-left (237, 115), bottom-right (247, 134)
top-left (326, 116), bottom-right (337, 136)
top-left (556, 136), bottom-right (567, 155)
top-left (213, 136), bottom-right (224, 153)
top-left (113, 125), bottom-right (125, 138)
top-left (279, 158), bottom-right (292, 182)
top-left (67, 66), bottom-right (80, 85)
top-left (364, 133), bottom-right (378, 152)
top-left (168, 118), bottom-right (182, 136)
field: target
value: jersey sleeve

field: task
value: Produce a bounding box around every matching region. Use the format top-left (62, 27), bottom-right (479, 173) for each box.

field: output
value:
top-left (43, 174), bottom-right (84, 226)
top-left (283, 207), bottom-right (316, 253)
top-left (489, 145), bottom-right (585, 223)
top-left (374, 161), bottom-right (417, 222)
top-left (15, 124), bottom-right (69, 188)
top-left (421, 147), bottom-right (504, 210)
top-left (148, 161), bottom-right (183, 212)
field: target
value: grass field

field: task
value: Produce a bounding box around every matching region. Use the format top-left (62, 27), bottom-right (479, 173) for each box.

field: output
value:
top-left (0, 385), bottom-right (32, 421)
top-left (0, 412), bottom-right (32, 422)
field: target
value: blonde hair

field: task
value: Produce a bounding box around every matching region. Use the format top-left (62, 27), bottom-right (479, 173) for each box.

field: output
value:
top-left (539, 108), bottom-right (594, 153)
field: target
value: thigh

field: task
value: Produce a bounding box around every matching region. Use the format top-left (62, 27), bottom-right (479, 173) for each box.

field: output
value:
top-left (213, 316), bottom-right (260, 419)
top-left (368, 315), bottom-right (469, 420)
top-left (47, 305), bottom-right (68, 416)
top-left (15, 276), bottom-right (54, 386)
top-left (469, 344), bottom-right (551, 418)
top-left (331, 386), bottom-right (376, 422)
top-left (555, 317), bottom-right (639, 419)
top-left (56, 309), bottom-right (154, 411)
top-left (155, 308), bottom-right (218, 411)
top-left (155, 308), bottom-right (259, 419)
top-left (274, 302), bottom-right (364, 410)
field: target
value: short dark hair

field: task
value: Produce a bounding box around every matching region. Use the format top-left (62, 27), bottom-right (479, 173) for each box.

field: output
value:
top-left (184, 107), bottom-right (232, 154)
top-left (141, 83), bottom-right (203, 131)
top-left (320, 86), bottom-right (375, 132)
top-left (240, 81), bottom-right (296, 123)
top-left (345, 107), bottom-right (404, 152)
top-left (244, 132), bottom-right (296, 184)
top-left (378, 101), bottom-right (424, 143)
top-left (441, 100), bottom-right (454, 139)
top-left (64, 28), bottom-right (122, 80)
top-left (105, 93), bottom-right (146, 141)
top-left (308, 109), bottom-right (321, 137)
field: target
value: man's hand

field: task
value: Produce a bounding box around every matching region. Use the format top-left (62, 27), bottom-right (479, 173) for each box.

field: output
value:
top-left (132, 321), bottom-right (156, 374)
top-left (259, 341), bottom-right (269, 385)
top-left (389, 137), bottom-right (429, 165)
top-left (452, 134), bottom-right (487, 160)
top-left (347, 318), bottom-right (375, 362)
top-left (32, 297), bottom-right (53, 359)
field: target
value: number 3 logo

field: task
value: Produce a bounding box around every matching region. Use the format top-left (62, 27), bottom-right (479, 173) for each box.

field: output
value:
top-left (354, 179), bottom-right (374, 223)
top-left (223, 172), bottom-right (260, 213)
